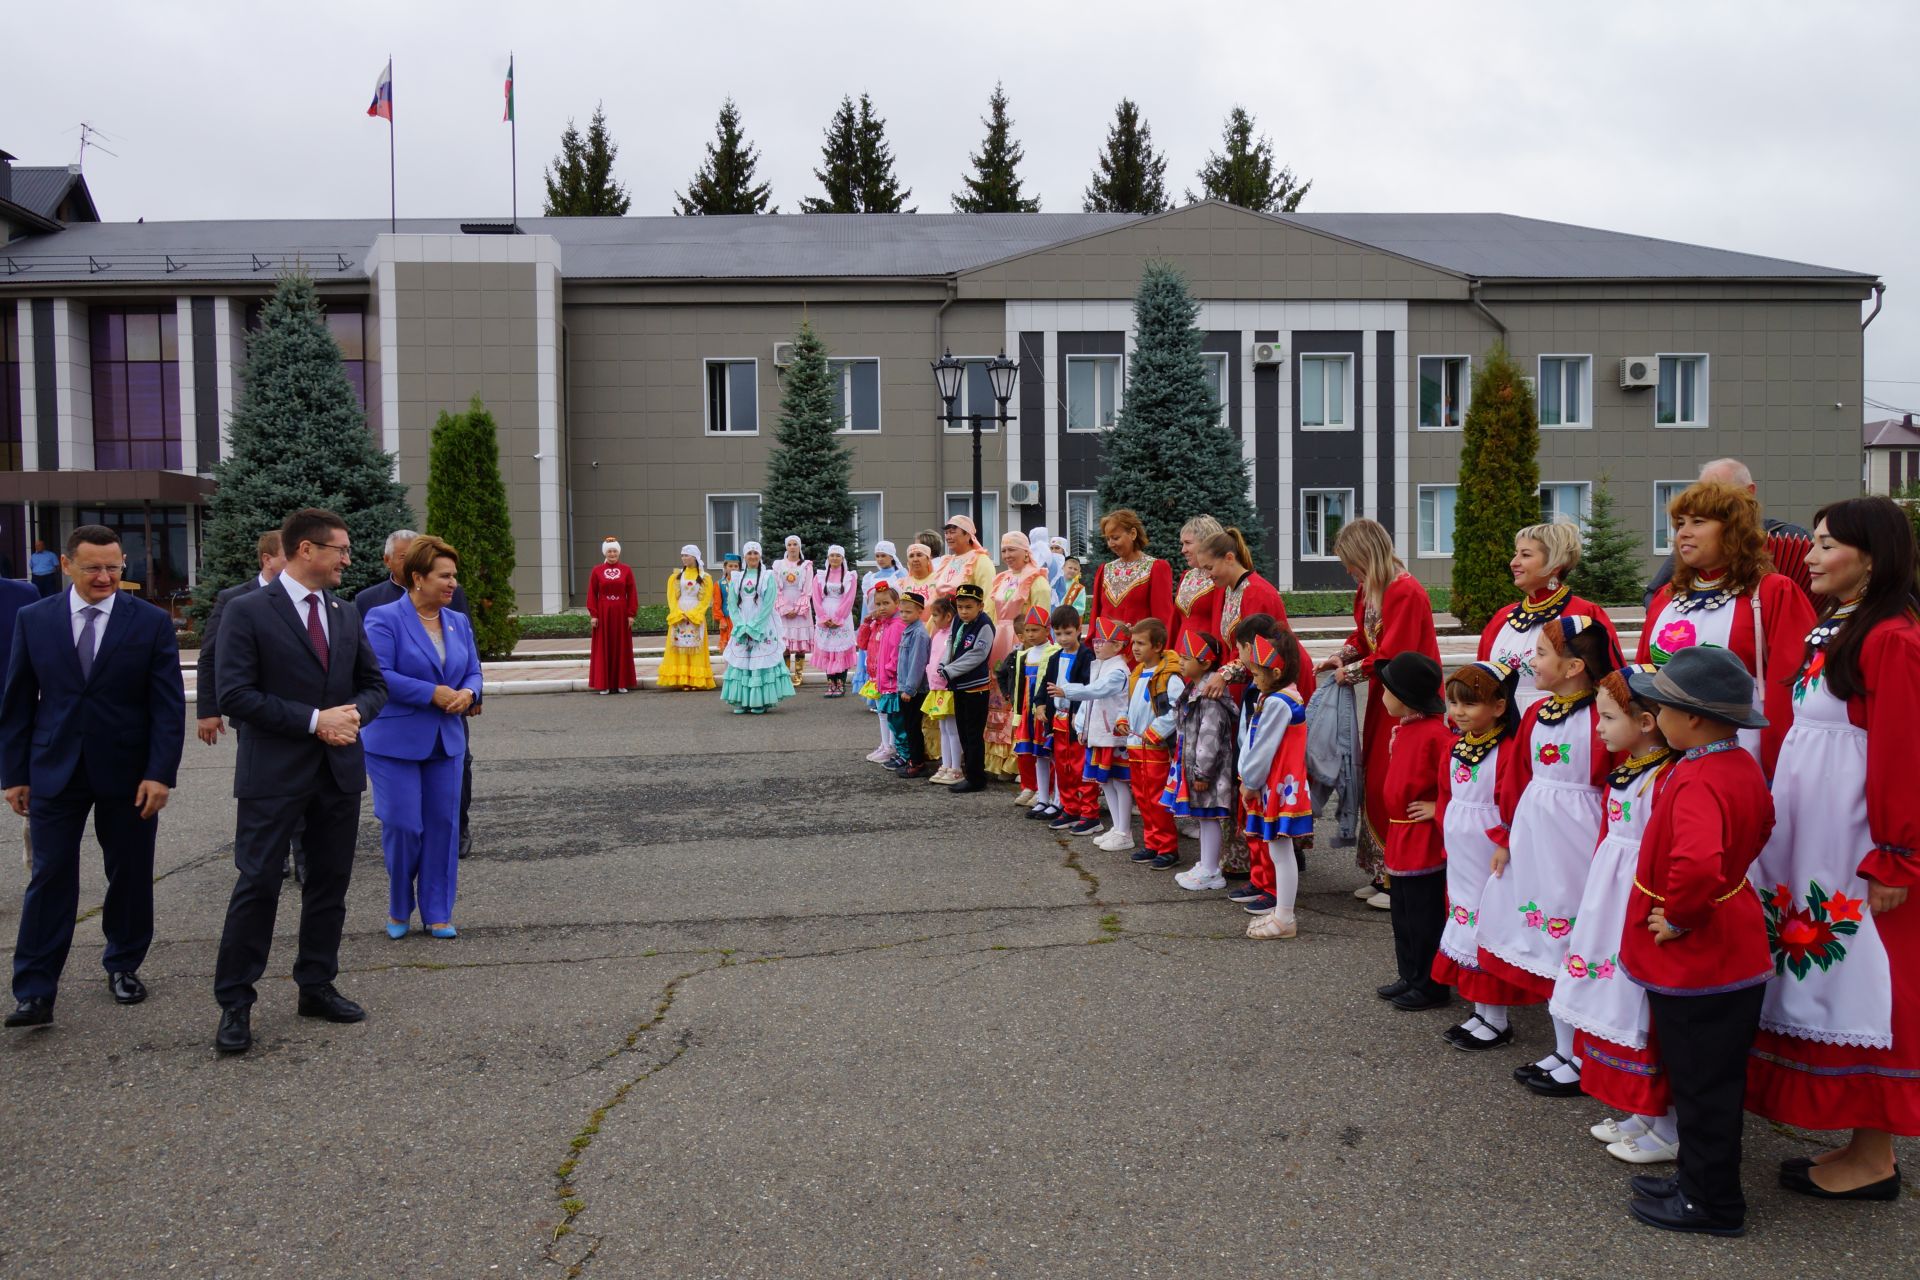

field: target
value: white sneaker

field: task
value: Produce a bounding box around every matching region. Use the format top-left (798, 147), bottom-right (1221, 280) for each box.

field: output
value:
top-left (1013, 789), bottom-right (1035, 807)
top-left (1174, 867), bottom-right (1227, 892)
top-left (928, 769), bottom-right (957, 785)
top-left (866, 747), bottom-right (892, 764)
top-left (1098, 830), bottom-right (1136, 853)
top-left (1354, 882), bottom-right (1381, 901)
top-left (1366, 890), bottom-right (1392, 910)
top-left (1606, 1136), bottom-right (1680, 1165)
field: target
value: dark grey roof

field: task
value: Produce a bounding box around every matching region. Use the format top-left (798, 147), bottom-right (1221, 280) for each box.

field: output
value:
top-left (8, 166), bottom-right (93, 222)
top-left (1864, 416), bottom-right (1920, 448)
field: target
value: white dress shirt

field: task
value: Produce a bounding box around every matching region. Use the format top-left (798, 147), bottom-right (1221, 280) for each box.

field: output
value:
top-left (277, 571), bottom-right (333, 735)
top-left (68, 585), bottom-right (117, 661)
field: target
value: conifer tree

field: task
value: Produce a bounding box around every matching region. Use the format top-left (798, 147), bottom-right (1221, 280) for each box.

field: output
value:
top-left (196, 273), bottom-right (412, 619)
top-left (1097, 263), bottom-right (1261, 566)
top-left (759, 321), bottom-right (858, 557)
top-left (951, 82), bottom-right (1041, 213)
top-left (674, 98), bottom-right (775, 215)
top-left (1188, 106), bottom-right (1311, 212)
top-left (1451, 345), bottom-right (1540, 628)
top-left (1570, 474), bottom-right (1645, 607)
top-left (542, 103), bottom-right (632, 216)
top-left (427, 396), bottom-right (520, 657)
top-left (800, 94), bottom-right (913, 213)
top-left (1083, 98), bottom-right (1169, 214)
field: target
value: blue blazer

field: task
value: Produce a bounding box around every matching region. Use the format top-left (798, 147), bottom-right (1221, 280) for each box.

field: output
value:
top-left (0, 578), bottom-right (39, 653)
top-left (359, 599), bottom-right (482, 761)
top-left (0, 589), bottom-right (186, 796)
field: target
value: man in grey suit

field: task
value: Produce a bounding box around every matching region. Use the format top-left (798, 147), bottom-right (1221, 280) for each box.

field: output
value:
top-left (211, 509), bottom-right (387, 1055)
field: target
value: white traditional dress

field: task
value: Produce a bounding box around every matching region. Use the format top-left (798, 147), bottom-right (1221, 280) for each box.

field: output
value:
top-left (774, 555), bottom-right (816, 654)
top-left (1435, 733), bottom-right (1505, 978)
top-left (810, 561), bottom-right (860, 676)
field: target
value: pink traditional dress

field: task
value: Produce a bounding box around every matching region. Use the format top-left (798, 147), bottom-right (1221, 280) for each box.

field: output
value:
top-left (774, 552), bottom-right (816, 655)
top-left (809, 556), bottom-right (860, 676)
top-left (931, 544), bottom-right (994, 608)
top-left (985, 562), bottom-right (1052, 778)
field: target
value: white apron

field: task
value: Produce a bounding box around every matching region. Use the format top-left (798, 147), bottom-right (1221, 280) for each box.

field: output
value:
top-left (1750, 654), bottom-right (1894, 1049)
top-left (1485, 623), bottom-right (1548, 713)
top-left (1439, 740), bottom-right (1504, 970)
top-left (1647, 592), bottom-right (1762, 762)
top-left (672, 573), bottom-right (707, 651)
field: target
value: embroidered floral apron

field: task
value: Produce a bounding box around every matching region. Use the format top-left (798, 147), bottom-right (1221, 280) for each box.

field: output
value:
top-left (1647, 592), bottom-right (1762, 761)
top-left (1550, 765), bottom-right (1664, 1050)
top-left (1438, 741), bottom-right (1503, 970)
top-left (1485, 624), bottom-right (1548, 713)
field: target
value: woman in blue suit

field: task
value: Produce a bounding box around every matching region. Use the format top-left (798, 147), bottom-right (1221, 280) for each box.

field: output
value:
top-left (361, 535), bottom-right (482, 939)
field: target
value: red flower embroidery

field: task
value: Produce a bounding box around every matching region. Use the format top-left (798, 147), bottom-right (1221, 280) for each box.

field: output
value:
top-left (1538, 744), bottom-right (1562, 766)
top-left (1776, 908), bottom-right (1836, 967)
top-left (1768, 883), bottom-right (1794, 911)
top-left (1826, 890), bottom-right (1864, 924)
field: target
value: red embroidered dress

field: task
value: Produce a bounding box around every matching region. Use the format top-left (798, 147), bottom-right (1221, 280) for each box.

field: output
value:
top-left (1087, 555), bottom-right (1174, 644)
top-left (1171, 566), bottom-right (1222, 652)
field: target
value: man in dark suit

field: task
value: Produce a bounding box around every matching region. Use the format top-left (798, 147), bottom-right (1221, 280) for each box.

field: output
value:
top-left (211, 508), bottom-right (387, 1054)
top-left (0, 575), bottom-right (39, 653)
top-left (2, 525), bottom-right (186, 1028)
top-left (195, 529), bottom-right (285, 745)
top-left (356, 529), bottom-right (478, 859)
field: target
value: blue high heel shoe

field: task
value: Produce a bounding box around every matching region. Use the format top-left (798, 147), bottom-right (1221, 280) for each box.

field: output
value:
top-left (429, 924), bottom-right (458, 939)
top-left (385, 920), bottom-right (409, 940)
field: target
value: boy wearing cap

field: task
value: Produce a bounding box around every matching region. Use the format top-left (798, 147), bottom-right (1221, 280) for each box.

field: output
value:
top-left (1375, 653), bottom-right (1456, 1009)
top-left (1620, 646), bottom-right (1776, 1237)
top-left (941, 584), bottom-right (996, 793)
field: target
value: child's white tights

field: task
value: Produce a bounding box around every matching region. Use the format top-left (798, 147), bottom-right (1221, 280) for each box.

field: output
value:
top-left (1270, 835), bottom-right (1299, 913)
top-left (1197, 819), bottom-right (1224, 875)
top-left (1102, 779), bottom-right (1132, 835)
top-left (1034, 758), bottom-right (1055, 807)
top-left (939, 719), bottom-right (961, 768)
top-left (876, 712), bottom-right (891, 751)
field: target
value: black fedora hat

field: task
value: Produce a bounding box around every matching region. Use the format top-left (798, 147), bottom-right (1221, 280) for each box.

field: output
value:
top-left (1626, 646), bottom-right (1768, 729)
top-left (1379, 651), bottom-right (1445, 717)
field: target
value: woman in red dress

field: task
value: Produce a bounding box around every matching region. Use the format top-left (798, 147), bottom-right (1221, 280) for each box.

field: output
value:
top-left (586, 537), bottom-right (639, 694)
top-left (1086, 509), bottom-right (1174, 654)
top-left (1171, 515), bottom-right (1225, 653)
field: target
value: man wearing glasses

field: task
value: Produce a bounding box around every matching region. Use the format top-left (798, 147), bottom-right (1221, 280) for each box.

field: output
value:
top-left (210, 508), bottom-right (388, 1054)
top-left (2, 525), bottom-right (185, 1029)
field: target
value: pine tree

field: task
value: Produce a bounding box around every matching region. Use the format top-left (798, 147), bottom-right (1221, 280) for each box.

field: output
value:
top-left (1096, 263), bottom-right (1261, 568)
top-left (1083, 98), bottom-right (1169, 214)
top-left (1451, 344), bottom-right (1540, 629)
top-left (1571, 474), bottom-right (1646, 607)
top-left (1187, 106), bottom-right (1311, 212)
top-left (542, 103), bottom-right (632, 216)
top-left (674, 98), bottom-right (774, 215)
top-left (800, 94), bottom-right (913, 213)
top-left (195, 273), bottom-right (412, 620)
top-left (427, 396), bottom-right (520, 658)
top-left (951, 82), bottom-right (1041, 213)
top-left (758, 320), bottom-right (858, 558)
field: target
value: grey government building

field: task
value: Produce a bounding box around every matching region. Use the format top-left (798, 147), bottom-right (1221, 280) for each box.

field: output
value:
top-left (1, 147), bottom-right (1882, 613)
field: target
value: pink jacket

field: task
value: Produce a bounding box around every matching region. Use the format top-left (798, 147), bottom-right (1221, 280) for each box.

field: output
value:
top-left (926, 625), bottom-right (952, 691)
top-left (870, 615), bottom-right (906, 693)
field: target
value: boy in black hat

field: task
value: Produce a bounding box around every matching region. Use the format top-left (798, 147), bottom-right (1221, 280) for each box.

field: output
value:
top-left (1374, 652), bottom-right (1456, 1011)
top-left (941, 584), bottom-right (995, 793)
top-left (1619, 645), bottom-right (1775, 1237)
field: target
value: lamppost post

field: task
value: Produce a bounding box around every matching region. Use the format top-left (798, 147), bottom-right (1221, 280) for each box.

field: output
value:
top-left (931, 348), bottom-right (1019, 543)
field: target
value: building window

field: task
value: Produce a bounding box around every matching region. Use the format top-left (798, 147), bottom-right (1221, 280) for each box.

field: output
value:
top-left (79, 504), bottom-right (191, 602)
top-left (1538, 356), bottom-right (1590, 430)
top-left (945, 359), bottom-right (1006, 432)
top-left (830, 359), bottom-right (881, 433)
top-left (944, 491), bottom-right (1000, 547)
top-left (1200, 352), bottom-right (1230, 428)
top-left (1300, 488), bottom-right (1351, 559)
top-left (850, 491), bottom-right (884, 560)
top-left (1, 306), bottom-right (20, 471)
top-left (1417, 485), bottom-right (1457, 557)
top-left (1065, 489), bottom-right (1102, 560)
top-left (1417, 356), bottom-right (1468, 430)
top-left (1652, 481), bottom-right (1688, 554)
top-left (1539, 482), bottom-right (1592, 530)
top-left (1065, 355), bottom-right (1121, 432)
top-left (706, 493), bottom-right (762, 565)
top-left (89, 308), bottom-right (182, 470)
top-left (704, 359), bottom-right (759, 434)
top-left (244, 300), bottom-right (370, 417)
top-left (1299, 354), bottom-right (1351, 430)
top-left (1656, 355), bottom-right (1708, 427)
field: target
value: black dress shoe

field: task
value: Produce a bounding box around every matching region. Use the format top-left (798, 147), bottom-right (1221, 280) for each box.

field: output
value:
top-left (1512, 1061), bottom-right (1545, 1083)
top-left (296, 984), bottom-right (367, 1023)
top-left (1376, 978), bottom-right (1412, 1001)
top-left (1444, 1018), bottom-right (1516, 1051)
top-left (215, 1006), bottom-right (252, 1054)
top-left (1630, 1173), bottom-right (1678, 1200)
top-left (1628, 1191), bottom-right (1744, 1237)
top-left (1780, 1163), bottom-right (1903, 1201)
top-left (1390, 986), bottom-right (1452, 1012)
top-left (4, 997), bottom-right (52, 1027)
top-left (108, 971), bottom-right (147, 1004)
top-left (947, 779), bottom-right (985, 794)
top-left (1523, 1069), bottom-right (1585, 1098)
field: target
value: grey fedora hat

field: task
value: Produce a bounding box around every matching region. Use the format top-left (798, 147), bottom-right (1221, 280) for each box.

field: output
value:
top-left (1626, 645), bottom-right (1769, 729)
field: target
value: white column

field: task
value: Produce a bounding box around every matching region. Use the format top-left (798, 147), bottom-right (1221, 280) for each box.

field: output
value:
top-left (176, 296), bottom-right (198, 475)
top-left (1274, 320), bottom-right (1296, 591)
top-left (1361, 327), bottom-right (1379, 523)
top-left (1041, 331), bottom-right (1059, 532)
top-left (1393, 323), bottom-right (1412, 562)
top-left (15, 301), bottom-right (38, 472)
top-left (375, 258), bottom-right (400, 457)
top-left (51, 299), bottom-right (92, 470)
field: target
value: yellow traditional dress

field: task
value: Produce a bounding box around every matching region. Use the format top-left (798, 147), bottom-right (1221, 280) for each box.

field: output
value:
top-left (658, 565), bottom-right (718, 690)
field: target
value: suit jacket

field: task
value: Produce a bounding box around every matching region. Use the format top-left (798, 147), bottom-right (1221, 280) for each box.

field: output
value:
top-left (196, 577), bottom-right (263, 719)
top-left (359, 600), bottom-right (482, 761)
top-left (354, 576), bottom-right (470, 619)
top-left (0, 578), bottom-right (39, 656)
top-left (215, 578), bottom-right (388, 799)
top-left (0, 590), bottom-right (187, 797)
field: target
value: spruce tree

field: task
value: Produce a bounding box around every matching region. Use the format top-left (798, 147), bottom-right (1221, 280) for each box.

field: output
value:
top-left (758, 320), bottom-right (858, 557)
top-left (1570, 474), bottom-right (1645, 607)
top-left (674, 98), bottom-right (774, 215)
top-left (800, 94), bottom-right (913, 213)
top-left (1451, 344), bottom-right (1540, 629)
top-left (1096, 263), bottom-right (1261, 567)
top-left (542, 103), bottom-right (632, 216)
top-left (1188, 106), bottom-right (1311, 212)
top-left (951, 82), bottom-right (1041, 213)
top-left (427, 396), bottom-right (520, 658)
top-left (1083, 98), bottom-right (1170, 214)
top-left (196, 272), bottom-right (412, 620)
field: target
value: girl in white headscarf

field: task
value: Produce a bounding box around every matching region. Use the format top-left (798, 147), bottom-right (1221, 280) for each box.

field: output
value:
top-left (810, 545), bottom-right (860, 696)
top-left (774, 535), bottom-right (816, 686)
top-left (854, 540), bottom-right (903, 697)
top-left (720, 542), bottom-right (795, 714)
top-left (659, 545), bottom-right (718, 691)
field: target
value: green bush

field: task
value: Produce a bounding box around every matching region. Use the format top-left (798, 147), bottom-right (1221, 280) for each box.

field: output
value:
top-left (427, 396), bottom-right (521, 658)
top-left (1451, 344), bottom-right (1540, 629)
top-left (517, 607), bottom-right (671, 639)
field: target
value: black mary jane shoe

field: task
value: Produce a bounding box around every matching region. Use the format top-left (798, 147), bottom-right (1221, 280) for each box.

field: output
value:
top-left (1444, 1016), bottom-right (1515, 1052)
top-left (1780, 1164), bottom-right (1903, 1202)
top-left (1375, 978), bottom-right (1412, 1001)
top-left (1628, 1192), bottom-right (1745, 1238)
top-left (1521, 1053), bottom-right (1584, 1098)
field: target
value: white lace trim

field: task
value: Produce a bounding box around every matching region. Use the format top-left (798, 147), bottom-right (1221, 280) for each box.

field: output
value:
top-left (1757, 1015), bottom-right (1895, 1052)
top-left (1439, 938), bottom-right (1481, 969)
top-left (1548, 997), bottom-right (1651, 1052)
top-left (1480, 939), bottom-right (1561, 981)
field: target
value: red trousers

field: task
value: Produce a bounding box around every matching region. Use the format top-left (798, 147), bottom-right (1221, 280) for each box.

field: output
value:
top-left (1129, 750), bottom-right (1176, 853)
top-left (1051, 738), bottom-right (1098, 819)
top-left (1018, 755), bottom-right (1037, 791)
top-left (1249, 836), bottom-right (1275, 894)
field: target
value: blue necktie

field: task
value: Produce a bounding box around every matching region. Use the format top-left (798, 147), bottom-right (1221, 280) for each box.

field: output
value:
top-left (77, 606), bottom-right (101, 680)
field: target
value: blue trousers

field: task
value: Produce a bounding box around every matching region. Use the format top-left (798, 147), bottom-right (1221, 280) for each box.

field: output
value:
top-left (366, 746), bottom-right (462, 925)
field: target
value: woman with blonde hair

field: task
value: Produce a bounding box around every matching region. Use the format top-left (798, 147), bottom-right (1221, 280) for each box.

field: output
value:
top-left (1173, 514), bottom-right (1226, 652)
top-left (1086, 508), bottom-right (1174, 651)
top-left (1477, 519), bottom-right (1622, 711)
top-left (1315, 518), bottom-right (1440, 900)
top-left (1636, 480), bottom-right (1814, 776)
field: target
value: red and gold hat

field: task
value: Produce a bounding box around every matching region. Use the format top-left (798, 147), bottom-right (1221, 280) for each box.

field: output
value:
top-left (1176, 630), bottom-right (1221, 665)
top-left (1090, 616), bottom-right (1128, 645)
top-left (1247, 632), bottom-right (1287, 670)
top-left (1024, 605), bottom-right (1052, 628)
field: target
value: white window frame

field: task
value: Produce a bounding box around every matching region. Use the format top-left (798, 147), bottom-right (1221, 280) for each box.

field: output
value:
top-left (702, 358), bottom-right (760, 435)
top-left (1536, 354), bottom-right (1592, 431)
top-left (705, 491), bottom-right (762, 566)
top-left (1199, 351), bottom-right (1230, 429)
top-left (1064, 489), bottom-right (1102, 560)
top-left (1415, 484), bottom-right (1457, 559)
top-left (1416, 355), bottom-right (1470, 432)
top-left (1298, 353), bottom-right (1353, 432)
top-left (829, 358), bottom-right (882, 434)
top-left (1539, 481), bottom-right (1593, 530)
top-left (1299, 488), bottom-right (1353, 560)
top-left (1064, 354), bottom-right (1123, 433)
top-left (1652, 480), bottom-right (1689, 555)
top-left (944, 357), bottom-right (1006, 433)
top-left (944, 490), bottom-right (1001, 548)
top-left (1654, 353), bottom-right (1710, 429)
top-left (850, 490), bottom-right (884, 564)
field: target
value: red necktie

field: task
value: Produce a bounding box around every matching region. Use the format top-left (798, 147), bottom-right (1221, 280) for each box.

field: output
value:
top-left (305, 594), bottom-right (331, 670)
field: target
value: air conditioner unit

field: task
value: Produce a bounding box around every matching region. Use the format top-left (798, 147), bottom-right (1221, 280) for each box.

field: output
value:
top-left (1008, 479), bottom-right (1042, 507)
top-left (1252, 341), bottom-right (1284, 366)
top-left (772, 341), bottom-right (797, 368)
top-left (1619, 357), bottom-right (1657, 389)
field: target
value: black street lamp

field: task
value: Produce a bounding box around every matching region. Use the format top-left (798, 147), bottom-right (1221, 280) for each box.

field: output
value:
top-left (931, 348), bottom-right (1018, 539)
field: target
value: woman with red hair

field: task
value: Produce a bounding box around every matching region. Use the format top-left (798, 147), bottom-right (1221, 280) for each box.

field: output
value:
top-left (1086, 509), bottom-right (1174, 647)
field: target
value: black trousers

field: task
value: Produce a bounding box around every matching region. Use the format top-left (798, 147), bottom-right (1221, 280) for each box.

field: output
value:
top-left (459, 731), bottom-right (474, 853)
top-left (1646, 983), bottom-right (1765, 1224)
top-left (953, 690), bottom-right (989, 783)
top-left (890, 694), bottom-right (927, 768)
top-left (11, 769), bottom-right (159, 1002)
top-left (1390, 869), bottom-right (1448, 993)
top-left (214, 776), bottom-right (362, 1010)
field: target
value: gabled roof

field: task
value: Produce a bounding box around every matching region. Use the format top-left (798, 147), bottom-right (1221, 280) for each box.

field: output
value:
top-left (7, 165), bottom-right (98, 223)
top-left (1864, 417), bottom-right (1920, 449)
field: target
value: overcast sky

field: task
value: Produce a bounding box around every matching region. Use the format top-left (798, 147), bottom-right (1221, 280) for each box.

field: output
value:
top-left (7, 0), bottom-right (1916, 420)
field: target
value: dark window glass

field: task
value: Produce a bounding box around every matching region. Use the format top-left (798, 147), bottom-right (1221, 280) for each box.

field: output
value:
top-left (1, 307), bottom-right (21, 472)
top-left (89, 307), bottom-right (182, 471)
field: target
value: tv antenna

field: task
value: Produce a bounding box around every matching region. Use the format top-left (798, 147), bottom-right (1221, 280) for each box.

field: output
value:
top-left (69, 122), bottom-right (121, 169)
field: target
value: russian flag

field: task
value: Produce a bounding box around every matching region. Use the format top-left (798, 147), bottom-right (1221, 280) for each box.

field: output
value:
top-left (367, 59), bottom-right (393, 120)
